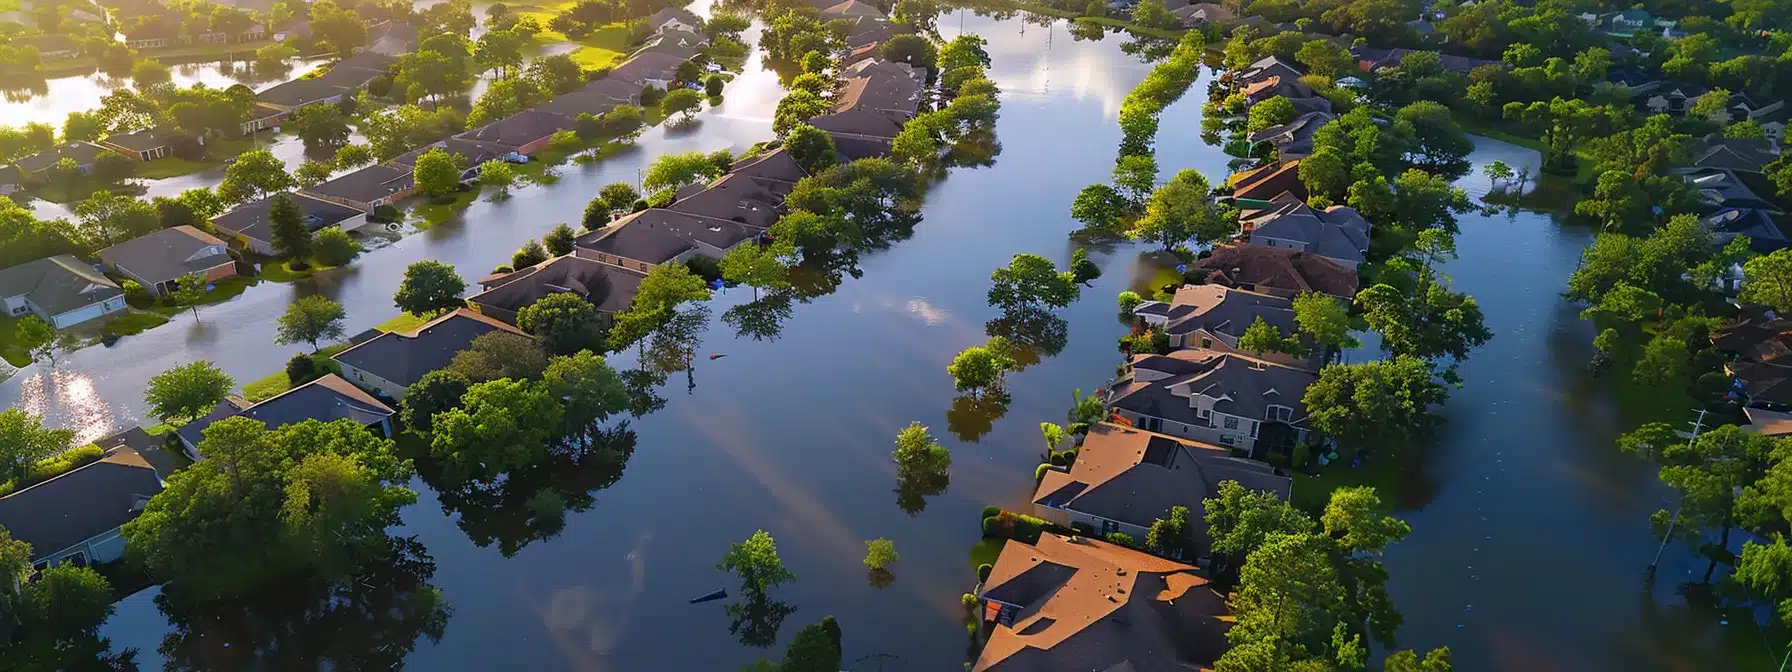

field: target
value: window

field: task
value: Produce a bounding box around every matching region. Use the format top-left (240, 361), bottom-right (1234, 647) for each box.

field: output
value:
top-left (1219, 434), bottom-right (1237, 446)
top-left (1265, 405), bottom-right (1293, 422)
top-left (1223, 416), bottom-right (1239, 430)
top-left (1198, 407), bottom-right (1211, 419)
top-left (1201, 337), bottom-right (1212, 348)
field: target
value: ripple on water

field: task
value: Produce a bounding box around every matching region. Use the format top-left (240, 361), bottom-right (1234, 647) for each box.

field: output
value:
top-left (17, 368), bottom-right (116, 445)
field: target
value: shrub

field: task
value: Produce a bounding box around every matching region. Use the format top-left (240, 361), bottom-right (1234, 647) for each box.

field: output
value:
top-left (980, 505), bottom-right (1002, 520)
top-left (492, 264), bottom-right (514, 274)
top-left (976, 563), bottom-right (992, 582)
top-left (646, 187), bottom-right (676, 208)
top-left (371, 204), bottom-right (401, 222)
top-left (285, 353), bottom-right (320, 386)
top-left (122, 280), bottom-right (152, 307)
top-left (1104, 531), bottom-right (1135, 547)
top-left (1071, 522), bottom-right (1095, 536)
top-left (1035, 463), bottom-right (1051, 482)
top-left (684, 255), bottom-right (722, 282)
top-left (961, 592), bottom-right (979, 612)
top-left (981, 515), bottom-right (1001, 538)
top-left (313, 228), bottom-right (361, 267)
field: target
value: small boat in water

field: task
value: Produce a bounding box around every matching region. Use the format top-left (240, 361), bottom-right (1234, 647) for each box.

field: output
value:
top-left (689, 588), bottom-right (727, 603)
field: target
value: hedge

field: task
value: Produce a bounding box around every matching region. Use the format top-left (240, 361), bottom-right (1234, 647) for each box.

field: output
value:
top-left (981, 510), bottom-right (1072, 544)
top-left (0, 444), bottom-right (105, 497)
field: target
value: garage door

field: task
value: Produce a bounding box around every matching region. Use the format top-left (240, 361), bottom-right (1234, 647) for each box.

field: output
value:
top-left (53, 303), bottom-right (108, 328)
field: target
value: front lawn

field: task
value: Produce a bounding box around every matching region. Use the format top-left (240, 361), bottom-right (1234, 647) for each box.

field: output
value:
top-left (241, 344), bottom-right (349, 402)
top-left (147, 276), bottom-right (258, 316)
top-left (135, 156), bottom-right (216, 179)
top-left (258, 259), bottom-right (341, 283)
top-left (0, 315), bottom-right (34, 367)
top-left (409, 191), bottom-right (481, 229)
top-left (376, 311), bottom-right (430, 333)
top-left (102, 311), bottom-right (170, 336)
top-left (519, 15), bottom-right (631, 69)
top-left (967, 537), bottom-right (1004, 579)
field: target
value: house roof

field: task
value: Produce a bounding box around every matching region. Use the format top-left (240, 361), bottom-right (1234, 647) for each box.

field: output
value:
top-left (1108, 348), bottom-right (1317, 428)
top-left (256, 78), bottom-right (351, 108)
top-left (1693, 138), bottom-right (1780, 173)
top-left (632, 30), bottom-right (708, 60)
top-left (837, 61), bottom-right (924, 116)
top-left (101, 129), bottom-right (172, 153)
top-left (211, 193), bottom-right (363, 246)
top-left (975, 534), bottom-right (1230, 671)
top-left (1716, 319), bottom-right (1792, 366)
top-left (469, 254), bottom-right (647, 315)
top-left (582, 77), bottom-right (643, 103)
top-left (0, 255), bottom-right (123, 316)
top-left (846, 16), bottom-right (895, 48)
top-left (730, 147), bottom-right (807, 184)
top-left (1245, 110), bottom-right (1335, 146)
top-left (1171, 2), bottom-right (1236, 24)
top-left (537, 88), bottom-right (623, 120)
top-left (0, 445), bottom-right (162, 562)
top-left (1034, 423), bottom-right (1289, 542)
top-left (1349, 46), bottom-right (1497, 74)
top-left (1190, 243), bottom-right (1359, 298)
top-left (576, 209), bottom-right (763, 266)
top-left (0, 165), bottom-right (22, 185)
top-left (647, 6), bottom-right (701, 28)
top-left (1229, 160), bottom-right (1307, 203)
top-left (307, 164), bottom-right (414, 205)
top-left (1243, 195), bottom-right (1371, 265)
top-left (98, 226), bottom-right (232, 286)
top-left (1154, 284), bottom-right (1297, 344)
top-left (1286, 95), bottom-right (1334, 116)
top-left (14, 143), bottom-right (107, 173)
top-left (458, 109), bottom-right (578, 149)
top-left (177, 374), bottom-right (394, 451)
top-left (808, 108), bottom-right (905, 140)
top-left (1242, 75), bottom-right (1314, 101)
top-left (392, 137), bottom-right (516, 169)
top-left (1705, 208), bottom-right (1792, 255)
top-left (668, 172), bottom-right (784, 228)
top-left (821, 0), bottom-right (886, 19)
top-left (331, 308), bottom-right (525, 389)
top-left (314, 50), bottom-right (396, 89)
top-left (18, 34), bottom-right (77, 54)
top-left (609, 51), bottom-right (688, 84)
top-left (1239, 55), bottom-right (1302, 84)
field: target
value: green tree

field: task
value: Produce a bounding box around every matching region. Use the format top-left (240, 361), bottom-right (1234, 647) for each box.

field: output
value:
top-left (1070, 183), bottom-right (1135, 236)
top-left (1633, 334), bottom-right (1688, 386)
top-left (947, 343), bottom-right (1013, 395)
top-left (1395, 101), bottom-right (1475, 169)
top-left (1133, 169), bottom-right (1235, 250)
top-left (988, 253), bottom-right (1080, 311)
top-left (643, 151), bottom-right (724, 192)
top-left (1384, 647), bottom-right (1454, 672)
top-left (414, 148), bottom-right (467, 200)
top-left (1205, 479), bottom-right (1312, 570)
top-left (779, 615), bottom-right (842, 672)
top-left (1246, 96), bottom-right (1297, 133)
top-left (73, 190), bottom-right (158, 248)
top-left (122, 417), bottom-right (417, 599)
top-left (0, 409), bottom-right (73, 485)
top-left (1355, 282), bottom-right (1490, 366)
top-left (1295, 40), bottom-right (1352, 78)
top-left (863, 538), bottom-right (898, 570)
top-left (1293, 292), bottom-right (1357, 352)
top-left (719, 245), bottom-right (790, 298)
top-left (719, 529), bottom-right (796, 595)
top-left (512, 239), bottom-right (549, 268)
top-left (892, 420), bottom-right (951, 478)
top-left (1238, 316), bottom-right (1309, 357)
top-left (394, 260), bottom-right (467, 316)
top-left (276, 296), bottom-right (347, 351)
top-left (20, 564), bottom-right (113, 634)
top-left (0, 526), bottom-right (30, 632)
top-left (290, 104), bottom-right (351, 150)
top-left (480, 160), bottom-right (517, 197)
top-left (543, 349), bottom-right (629, 439)
top-left (295, 159), bottom-right (335, 189)
top-left (1146, 505), bottom-right (1193, 559)
top-left (784, 124), bottom-right (837, 175)
top-left (169, 271), bottom-right (210, 321)
top-left (1130, 0), bottom-right (1174, 28)
top-left (595, 182), bottom-right (642, 223)
top-left (606, 263), bottom-right (711, 352)
top-left (12, 316), bottom-right (52, 365)
top-left (517, 292), bottom-right (606, 356)
top-left (450, 331), bottom-right (549, 383)
top-left (313, 228), bottom-right (362, 267)
top-left (144, 361), bottom-right (235, 424)
top-left (543, 223), bottom-right (576, 256)
top-left (131, 58), bottom-right (171, 86)
top-left (1111, 153), bottom-right (1158, 205)
top-left (268, 193), bottom-right (313, 263)
top-left (401, 369), bottom-right (470, 433)
top-left (882, 34), bottom-right (935, 69)
top-left (1743, 249), bottom-right (1792, 314)
top-left (661, 87), bottom-right (704, 122)
top-left (1621, 424), bottom-right (1779, 582)
top-left (430, 378), bottom-right (564, 483)
top-left (1302, 356), bottom-right (1450, 455)
top-left (218, 149), bottom-right (295, 204)
top-left (334, 144), bottom-right (375, 169)
top-left (175, 188), bottom-right (225, 221)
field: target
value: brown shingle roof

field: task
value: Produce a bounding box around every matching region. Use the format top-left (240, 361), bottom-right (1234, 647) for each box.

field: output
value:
top-left (1190, 244), bottom-right (1359, 299)
top-left (1229, 160), bottom-right (1306, 202)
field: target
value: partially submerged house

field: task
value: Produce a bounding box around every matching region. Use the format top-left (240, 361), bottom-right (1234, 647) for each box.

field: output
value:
top-left (304, 164), bottom-right (416, 212)
top-left (1188, 243), bottom-right (1360, 299)
top-left (974, 534), bottom-right (1231, 671)
top-left (98, 225), bottom-right (238, 296)
top-left (467, 254), bottom-right (647, 325)
top-left (12, 143), bottom-right (108, 177)
top-left (0, 255), bottom-right (126, 328)
top-left (177, 374), bottom-right (396, 457)
top-left (210, 193), bottom-right (364, 257)
top-left (1237, 55), bottom-right (1303, 85)
top-left (332, 308), bottom-right (528, 398)
top-left (0, 444), bottom-right (163, 569)
top-left (1032, 422), bottom-right (1290, 556)
top-left (1132, 284), bottom-right (1314, 369)
top-left (1241, 194), bottom-right (1372, 268)
top-left (573, 208), bottom-right (766, 272)
top-left (457, 108), bottom-right (578, 155)
top-left (1106, 348), bottom-right (1316, 457)
top-left (1245, 111), bottom-right (1335, 160)
top-left (96, 129), bottom-right (176, 162)
top-left (1228, 160), bottom-right (1307, 203)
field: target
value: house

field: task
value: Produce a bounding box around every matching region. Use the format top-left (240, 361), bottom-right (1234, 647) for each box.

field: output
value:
top-left (845, 16), bottom-right (894, 49)
top-left (1132, 284), bottom-right (1315, 369)
top-left (1605, 9), bottom-right (1653, 35)
top-left (573, 208), bottom-right (766, 272)
top-left (1242, 194), bottom-right (1372, 268)
top-left (456, 109), bottom-right (578, 155)
top-left (18, 34), bottom-right (78, 59)
top-left (1746, 407), bottom-right (1792, 437)
top-left (1228, 160), bottom-right (1307, 204)
top-left (1172, 2), bottom-right (1235, 27)
top-left (13, 143), bottom-right (108, 177)
top-left (468, 254), bottom-right (647, 324)
top-left (821, 0), bottom-right (886, 20)
top-left (96, 130), bottom-right (176, 162)
top-left (0, 444), bottom-right (162, 569)
top-left (1689, 137), bottom-right (1780, 174)
top-left (582, 77), bottom-right (645, 105)
top-left (304, 164), bottom-right (416, 212)
top-left (728, 147), bottom-right (809, 186)
top-left (1642, 81), bottom-right (1707, 116)
top-left (176, 374), bottom-right (395, 458)
top-left (842, 57), bottom-right (927, 98)
top-left (609, 50), bottom-right (689, 88)
top-left (633, 29), bottom-right (709, 60)
top-left (974, 534), bottom-right (1231, 671)
top-left (0, 165), bottom-right (21, 195)
top-left (255, 78), bottom-right (354, 112)
top-left (1236, 55), bottom-right (1302, 85)
top-left (1680, 167), bottom-right (1780, 210)
top-left (1106, 348), bottom-right (1316, 456)
top-left (1188, 243), bottom-right (1359, 299)
top-left (1350, 47), bottom-right (1497, 74)
top-left (844, 41), bottom-right (882, 67)
top-left (332, 308), bottom-right (527, 398)
top-left (1286, 95), bottom-right (1334, 116)
top-left (314, 51), bottom-right (398, 90)
top-left (1032, 422), bottom-right (1290, 554)
top-left (210, 193), bottom-right (364, 256)
top-left (240, 103), bottom-right (289, 134)
top-left (1244, 110), bottom-right (1335, 160)
top-left (668, 172), bottom-right (786, 228)
top-left (98, 226), bottom-right (238, 296)
top-left (1706, 208), bottom-right (1792, 255)
top-left (1717, 93), bottom-right (1786, 126)
top-left (0, 255), bottom-right (126, 328)
top-left (807, 108), bottom-right (906, 148)
top-left (1242, 75), bottom-right (1314, 105)
top-left (392, 137), bottom-right (518, 171)
top-left (367, 19), bottom-right (420, 55)
top-left (537, 88), bottom-right (623, 120)
top-left (647, 6), bottom-right (701, 33)
top-left (123, 19), bottom-right (179, 49)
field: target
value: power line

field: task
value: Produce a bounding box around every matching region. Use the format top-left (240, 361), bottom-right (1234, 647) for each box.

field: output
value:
top-left (1645, 407), bottom-right (1709, 582)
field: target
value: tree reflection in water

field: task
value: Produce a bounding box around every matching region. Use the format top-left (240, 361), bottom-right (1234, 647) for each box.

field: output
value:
top-left (895, 469), bottom-right (951, 516)
top-left (726, 593), bottom-right (797, 648)
top-left (986, 306), bottom-right (1069, 362)
top-left (946, 392), bottom-right (1010, 443)
top-left (153, 536), bottom-right (449, 671)
top-left (724, 292), bottom-right (797, 342)
top-left (427, 425), bottom-right (640, 557)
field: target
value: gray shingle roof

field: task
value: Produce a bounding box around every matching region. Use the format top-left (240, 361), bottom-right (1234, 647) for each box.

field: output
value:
top-left (14, 143), bottom-right (108, 173)
top-left (575, 209), bottom-right (763, 266)
top-left (255, 78), bottom-right (352, 108)
top-left (1244, 197), bottom-right (1370, 265)
top-left (457, 109), bottom-right (577, 148)
top-left (391, 137), bottom-right (516, 169)
top-left (307, 164), bottom-right (414, 205)
top-left (211, 193), bottom-right (363, 246)
top-left (1158, 285), bottom-right (1296, 344)
top-left (1108, 349), bottom-right (1315, 428)
top-left (668, 172), bottom-right (783, 228)
top-left (0, 255), bottom-right (123, 316)
top-left (331, 308), bottom-right (522, 389)
top-left (101, 129), bottom-right (171, 152)
top-left (470, 254), bottom-right (647, 315)
top-left (0, 446), bottom-right (162, 563)
top-left (98, 225), bottom-right (232, 286)
top-left (537, 88), bottom-right (623, 119)
top-left (178, 374), bottom-right (394, 452)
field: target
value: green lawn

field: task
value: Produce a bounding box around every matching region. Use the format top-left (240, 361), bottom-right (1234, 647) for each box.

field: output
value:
top-left (1291, 456), bottom-right (1408, 513)
top-left (409, 191), bottom-right (482, 229)
top-left (258, 258), bottom-right (341, 283)
top-left (102, 311), bottom-right (170, 336)
top-left (0, 315), bottom-right (33, 367)
top-left (520, 17), bottom-right (632, 70)
top-left (241, 344), bottom-right (349, 402)
top-left (967, 537), bottom-right (1004, 580)
top-left (376, 311), bottom-right (430, 333)
top-left (147, 276), bottom-right (258, 316)
top-left (135, 156), bottom-right (216, 179)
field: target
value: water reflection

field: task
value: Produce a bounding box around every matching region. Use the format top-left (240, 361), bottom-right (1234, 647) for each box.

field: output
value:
top-left (424, 425), bottom-right (638, 557)
top-left (0, 59), bottom-right (330, 126)
top-left (726, 594), bottom-right (796, 648)
top-left (723, 292), bottom-right (797, 341)
top-left (944, 392), bottom-right (1009, 443)
top-left (16, 368), bottom-right (115, 445)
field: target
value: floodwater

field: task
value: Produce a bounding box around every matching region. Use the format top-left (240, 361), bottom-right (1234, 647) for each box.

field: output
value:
top-left (0, 12), bottom-right (1736, 672)
top-left (0, 58), bottom-right (331, 128)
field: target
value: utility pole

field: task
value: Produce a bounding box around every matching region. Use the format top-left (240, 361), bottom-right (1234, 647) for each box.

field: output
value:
top-left (1645, 408), bottom-right (1709, 582)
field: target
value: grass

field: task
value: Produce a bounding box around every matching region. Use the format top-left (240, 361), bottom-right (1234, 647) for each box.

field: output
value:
top-left (0, 315), bottom-right (33, 367)
top-left (134, 156), bottom-right (217, 179)
top-left (146, 276), bottom-right (258, 316)
top-left (102, 311), bottom-right (170, 336)
top-left (240, 344), bottom-right (349, 402)
top-left (258, 258), bottom-right (341, 283)
top-left (967, 537), bottom-right (1004, 579)
top-left (0, 444), bottom-right (104, 498)
top-left (520, 15), bottom-right (632, 70)
top-left (408, 191), bottom-right (482, 229)
top-left (376, 311), bottom-right (430, 333)
top-left (26, 177), bottom-right (141, 204)
top-left (1291, 456), bottom-right (1406, 513)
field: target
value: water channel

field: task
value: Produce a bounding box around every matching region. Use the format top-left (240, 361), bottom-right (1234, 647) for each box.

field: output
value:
top-left (0, 11), bottom-right (1753, 671)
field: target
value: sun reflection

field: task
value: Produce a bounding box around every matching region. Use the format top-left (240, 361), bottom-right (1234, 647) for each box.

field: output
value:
top-left (15, 369), bottom-right (115, 445)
